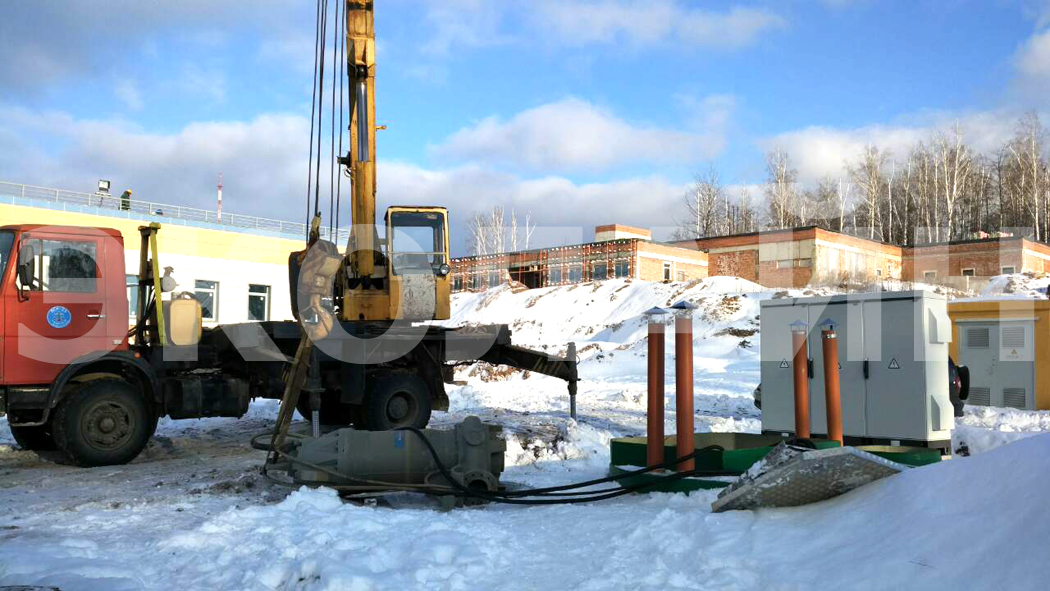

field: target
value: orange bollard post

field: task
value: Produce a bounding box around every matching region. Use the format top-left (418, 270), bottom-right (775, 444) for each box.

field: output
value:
top-left (790, 322), bottom-right (811, 439)
top-left (821, 325), bottom-right (843, 445)
top-left (671, 301), bottom-right (697, 472)
top-left (644, 307), bottom-right (667, 468)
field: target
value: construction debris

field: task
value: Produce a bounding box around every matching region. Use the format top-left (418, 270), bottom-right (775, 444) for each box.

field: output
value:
top-left (711, 442), bottom-right (908, 513)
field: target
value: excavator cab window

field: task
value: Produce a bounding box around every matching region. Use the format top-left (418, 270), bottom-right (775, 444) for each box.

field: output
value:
top-left (388, 211), bottom-right (447, 276)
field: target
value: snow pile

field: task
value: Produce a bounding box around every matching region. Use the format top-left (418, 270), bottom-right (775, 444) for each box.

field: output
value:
top-left (4, 434), bottom-right (1048, 590)
top-left (979, 272), bottom-right (1050, 299)
top-left (953, 405), bottom-right (1050, 454)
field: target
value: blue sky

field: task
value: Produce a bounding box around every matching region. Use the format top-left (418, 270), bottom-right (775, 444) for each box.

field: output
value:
top-left (2, 0), bottom-right (1049, 254)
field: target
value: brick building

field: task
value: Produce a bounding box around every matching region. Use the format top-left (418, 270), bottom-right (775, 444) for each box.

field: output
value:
top-left (678, 226), bottom-right (1050, 289)
top-left (450, 224), bottom-right (708, 292)
top-left (903, 236), bottom-right (1050, 286)
top-left (679, 226), bottom-right (903, 288)
top-left (453, 222), bottom-right (1050, 293)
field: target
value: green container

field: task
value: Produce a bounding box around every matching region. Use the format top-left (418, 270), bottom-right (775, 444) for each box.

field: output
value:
top-left (607, 434), bottom-right (941, 494)
top-left (857, 445), bottom-right (942, 467)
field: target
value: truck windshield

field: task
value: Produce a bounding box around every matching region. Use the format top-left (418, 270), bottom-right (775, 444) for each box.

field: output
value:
top-left (389, 211), bottom-right (446, 275)
top-left (0, 230), bottom-right (13, 277)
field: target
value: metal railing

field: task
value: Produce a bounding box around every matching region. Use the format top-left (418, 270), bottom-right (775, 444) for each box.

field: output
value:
top-left (0, 180), bottom-right (349, 243)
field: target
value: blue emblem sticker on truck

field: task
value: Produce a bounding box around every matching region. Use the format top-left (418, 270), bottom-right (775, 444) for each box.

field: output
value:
top-left (46, 305), bottom-right (72, 329)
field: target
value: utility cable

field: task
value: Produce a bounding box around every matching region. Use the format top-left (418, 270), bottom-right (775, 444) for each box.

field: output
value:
top-left (305, 0), bottom-right (324, 237)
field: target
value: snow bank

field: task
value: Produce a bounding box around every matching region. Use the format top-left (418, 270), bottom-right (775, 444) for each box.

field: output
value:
top-left (6, 435), bottom-right (1047, 590)
top-left (976, 272), bottom-right (1050, 299)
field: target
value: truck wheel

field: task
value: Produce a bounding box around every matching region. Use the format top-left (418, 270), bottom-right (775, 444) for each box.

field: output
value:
top-left (52, 379), bottom-right (152, 467)
top-left (363, 373), bottom-right (432, 431)
top-left (9, 423), bottom-right (58, 451)
top-left (295, 395), bottom-right (360, 426)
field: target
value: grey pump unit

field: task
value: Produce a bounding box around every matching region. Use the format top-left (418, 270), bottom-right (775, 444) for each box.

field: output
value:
top-left (760, 290), bottom-right (954, 448)
top-left (287, 416), bottom-right (506, 492)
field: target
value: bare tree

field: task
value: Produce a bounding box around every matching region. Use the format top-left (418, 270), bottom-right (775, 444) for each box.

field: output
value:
top-left (764, 149), bottom-right (798, 229)
top-left (849, 145), bottom-right (888, 240)
top-left (677, 166), bottom-right (725, 239)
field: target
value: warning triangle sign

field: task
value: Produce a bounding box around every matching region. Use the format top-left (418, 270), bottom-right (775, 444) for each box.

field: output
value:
top-left (888, 358), bottom-right (900, 370)
top-left (779, 360), bottom-right (789, 369)
top-left (1011, 349), bottom-right (1018, 356)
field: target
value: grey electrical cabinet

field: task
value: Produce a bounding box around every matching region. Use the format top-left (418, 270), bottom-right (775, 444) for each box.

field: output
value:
top-left (956, 320), bottom-right (1035, 410)
top-left (760, 291), bottom-right (954, 446)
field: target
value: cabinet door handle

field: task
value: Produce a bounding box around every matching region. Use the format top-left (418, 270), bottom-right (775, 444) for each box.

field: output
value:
top-left (86, 313), bottom-right (106, 319)
top-left (807, 358), bottom-right (813, 379)
top-left (863, 359), bottom-right (869, 379)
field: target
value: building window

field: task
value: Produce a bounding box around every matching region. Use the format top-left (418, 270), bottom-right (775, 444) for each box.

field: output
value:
top-left (194, 280), bottom-right (219, 321)
top-left (471, 275), bottom-right (481, 290)
top-left (663, 262), bottom-right (673, 281)
top-left (593, 262), bottom-right (608, 280)
top-left (962, 268), bottom-right (975, 277)
top-left (549, 267), bottom-right (563, 284)
top-left (488, 271), bottom-right (501, 287)
top-left (453, 276), bottom-right (463, 291)
top-left (923, 271), bottom-right (937, 282)
top-left (777, 259), bottom-right (793, 269)
top-left (676, 270), bottom-right (686, 281)
top-left (614, 260), bottom-right (629, 278)
top-left (126, 274), bottom-right (139, 318)
top-left (248, 284), bottom-right (270, 321)
top-left (568, 265), bottom-right (583, 283)
top-left (876, 269), bottom-right (882, 277)
top-left (1002, 266), bottom-right (1016, 275)
top-left (798, 258), bottom-right (813, 268)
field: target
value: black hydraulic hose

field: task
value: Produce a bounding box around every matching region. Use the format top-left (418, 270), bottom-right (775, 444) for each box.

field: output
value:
top-left (400, 427), bottom-right (725, 505)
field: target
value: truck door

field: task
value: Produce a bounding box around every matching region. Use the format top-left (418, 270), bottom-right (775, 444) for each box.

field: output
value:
top-left (5, 231), bottom-right (112, 385)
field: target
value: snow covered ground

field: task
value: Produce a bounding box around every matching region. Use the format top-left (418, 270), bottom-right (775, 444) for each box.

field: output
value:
top-left (2, 276), bottom-right (1049, 590)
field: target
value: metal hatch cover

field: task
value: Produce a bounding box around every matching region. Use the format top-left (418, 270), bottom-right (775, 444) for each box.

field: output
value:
top-left (711, 443), bottom-right (908, 513)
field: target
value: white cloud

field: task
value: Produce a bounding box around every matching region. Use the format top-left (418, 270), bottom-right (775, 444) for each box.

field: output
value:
top-left (114, 79), bottom-right (144, 111)
top-left (759, 110), bottom-right (1023, 184)
top-left (530, 1), bottom-right (784, 50)
top-left (1014, 28), bottom-right (1050, 93)
top-left (432, 97), bottom-right (732, 174)
top-left (0, 106), bottom-right (691, 254)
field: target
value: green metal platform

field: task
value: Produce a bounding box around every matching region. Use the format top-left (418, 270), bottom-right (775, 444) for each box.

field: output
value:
top-left (609, 433), bottom-right (941, 494)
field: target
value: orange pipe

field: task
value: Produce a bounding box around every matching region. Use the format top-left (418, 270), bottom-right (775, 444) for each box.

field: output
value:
top-left (675, 315), bottom-right (695, 472)
top-left (821, 328), bottom-right (843, 445)
top-left (647, 321), bottom-right (665, 468)
top-left (791, 330), bottom-right (811, 439)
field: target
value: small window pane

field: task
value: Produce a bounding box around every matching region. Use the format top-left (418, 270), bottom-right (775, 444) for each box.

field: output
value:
top-left (248, 284), bottom-right (270, 321)
top-left (614, 260), bottom-right (629, 278)
top-left (593, 263), bottom-right (608, 280)
top-left (127, 274), bottom-right (139, 318)
top-left (549, 268), bottom-right (563, 284)
top-left (488, 271), bottom-right (501, 287)
top-left (1002, 266), bottom-right (1016, 275)
top-left (568, 265), bottom-right (583, 283)
top-left (962, 268), bottom-right (975, 277)
top-left (194, 280), bottom-right (218, 321)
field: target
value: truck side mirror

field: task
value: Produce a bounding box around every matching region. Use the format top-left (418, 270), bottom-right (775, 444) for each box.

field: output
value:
top-left (17, 243), bottom-right (36, 289)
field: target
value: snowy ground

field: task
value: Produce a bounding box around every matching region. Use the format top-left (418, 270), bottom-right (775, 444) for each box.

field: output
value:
top-left (2, 276), bottom-right (1049, 590)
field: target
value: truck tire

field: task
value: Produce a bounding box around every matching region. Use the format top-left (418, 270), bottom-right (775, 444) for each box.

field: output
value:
top-left (296, 395), bottom-right (360, 427)
top-left (363, 372), bottom-right (432, 431)
top-left (9, 423), bottom-right (58, 451)
top-left (52, 379), bottom-right (153, 467)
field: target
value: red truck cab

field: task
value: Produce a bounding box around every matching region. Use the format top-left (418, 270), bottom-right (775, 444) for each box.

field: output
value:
top-left (0, 225), bottom-right (130, 386)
